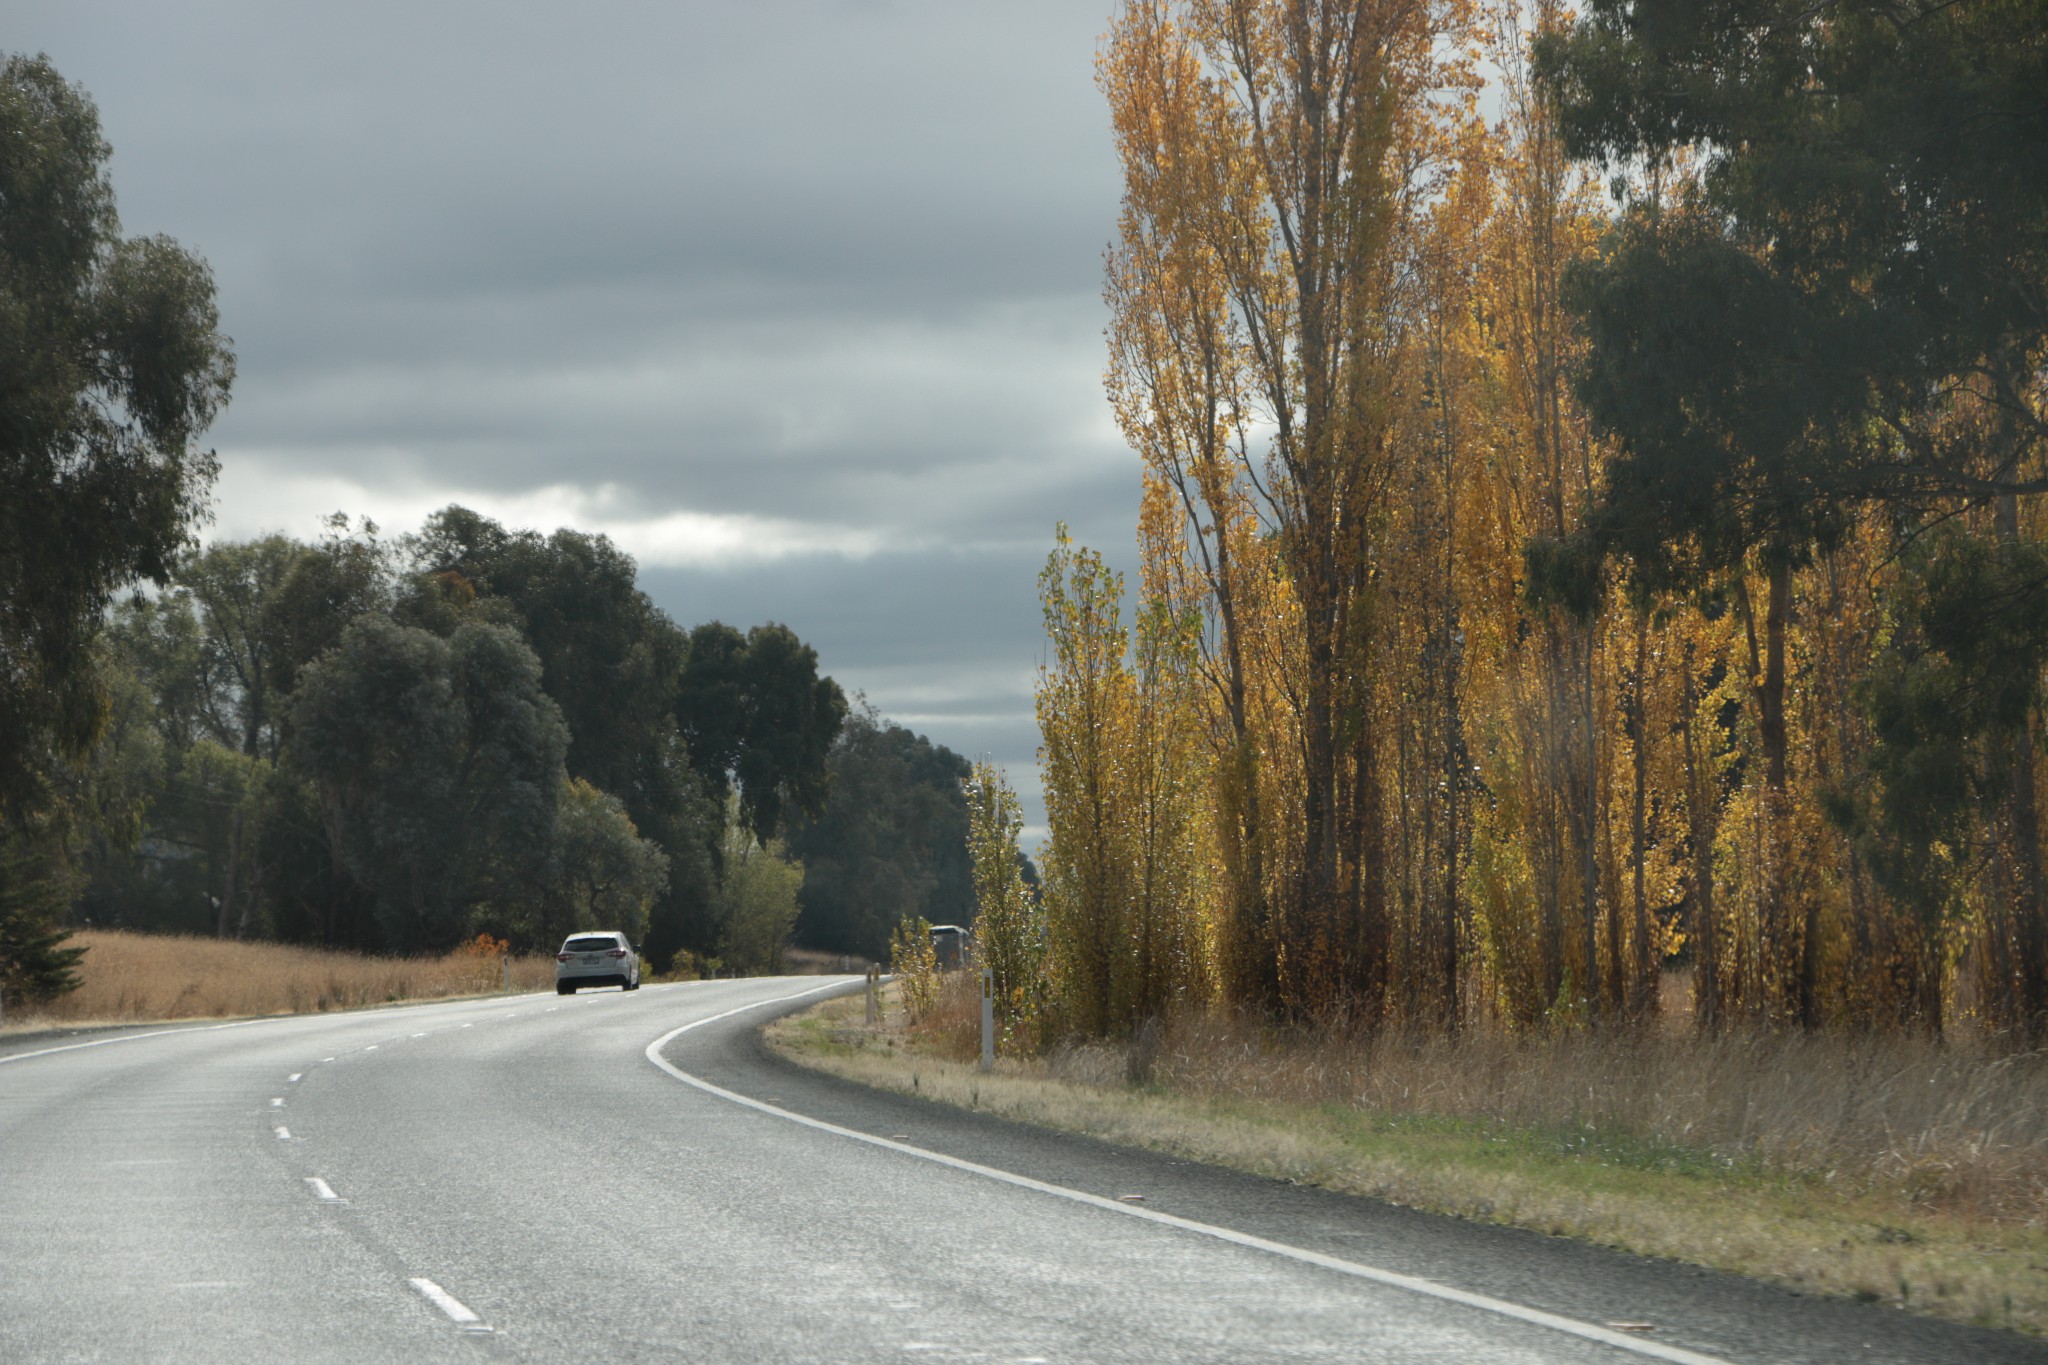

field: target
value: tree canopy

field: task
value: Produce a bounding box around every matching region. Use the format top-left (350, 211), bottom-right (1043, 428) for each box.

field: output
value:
top-left (45, 502), bottom-right (858, 975)
top-left (785, 702), bottom-right (973, 959)
top-left (674, 620), bottom-right (847, 845)
top-left (290, 617), bottom-right (568, 951)
top-left (1538, 0), bottom-right (2048, 563)
top-left (0, 53), bottom-right (234, 820)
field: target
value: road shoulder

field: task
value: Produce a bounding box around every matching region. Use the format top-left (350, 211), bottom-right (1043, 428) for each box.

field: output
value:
top-left (656, 990), bottom-right (2047, 1365)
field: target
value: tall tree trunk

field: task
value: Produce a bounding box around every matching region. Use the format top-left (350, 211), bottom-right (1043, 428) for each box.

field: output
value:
top-left (1630, 610), bottom-right (1652, 1019)
top-left (1995, 491), bottom-right (2048, 1035)
top-left (1442, 557), bottom-right (1463, 1035)
top-left (1299, 538), bottom-right (1343, 1013)
top-left (1213, 531), bottom-right (1277, 1013)
top-left (1681, 637), bottom-right (1721, 1032)
top-left (1582, 626), bottom-right (1601, 1021)
top-left (217, 808), bottom-right (243, 940)
top-left (1737, 562), bottom-right (1800, 1022)
top-left (1353, 706), bottom-right (1389, 1020)
top-left (1759, 562), bottom-right (1790, 793)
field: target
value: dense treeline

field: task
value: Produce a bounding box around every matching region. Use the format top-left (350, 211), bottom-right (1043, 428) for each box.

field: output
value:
top-left (28, 505), bottom-right (989, 976)
top-left (786, 701), bottom-right (979, 961)
top-left (987, 0), bottom-right (2048, 1041)
top-left (65, 508), bottom-right (845, 967)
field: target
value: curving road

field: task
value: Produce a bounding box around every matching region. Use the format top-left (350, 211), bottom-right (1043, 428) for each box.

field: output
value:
top-left (0, 978), bottom-right (2037, 1363)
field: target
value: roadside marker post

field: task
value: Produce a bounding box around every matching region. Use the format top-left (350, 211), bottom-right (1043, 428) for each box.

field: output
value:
top-left (865, 964), bottom-right (880, 1027)
top-left (979, 968), bottom-right (994, 1073)
top-left (501, 954), bottom-right (511, 994)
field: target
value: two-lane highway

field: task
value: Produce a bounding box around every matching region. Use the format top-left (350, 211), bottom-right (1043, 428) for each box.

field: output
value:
top-left (1, 979), bottom-right (2036, 1362)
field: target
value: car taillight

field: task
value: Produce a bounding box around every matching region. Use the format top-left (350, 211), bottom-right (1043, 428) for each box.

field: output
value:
top-left (556, 953), bottom-right (574, 962)
top-left (607, 949), bottom-right (628, 958)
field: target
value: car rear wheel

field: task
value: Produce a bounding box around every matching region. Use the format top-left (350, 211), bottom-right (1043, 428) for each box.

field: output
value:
top-left (557, 983), bottom-right (574, 995)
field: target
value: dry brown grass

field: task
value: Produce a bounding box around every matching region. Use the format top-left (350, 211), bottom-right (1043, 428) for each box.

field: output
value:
top-left (1137, 1018), bottom-right (2048, 1224)
top-left (905, 971), bottom-right (2048, 1224)
top-left (770, 974), bottom-right (2048, 1336)
top-left (781, 946), bottom-right (881, 976)
top-left (0, 930), bottom-right (558, 1031)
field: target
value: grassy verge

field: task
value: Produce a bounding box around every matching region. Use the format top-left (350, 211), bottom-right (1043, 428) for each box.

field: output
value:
top-left (767, 984), bottom-right (2048, 1338)
top-left (0, 930), bottom-right (559, 1032)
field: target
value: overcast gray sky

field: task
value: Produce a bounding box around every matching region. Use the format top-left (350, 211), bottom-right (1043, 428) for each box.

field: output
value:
top-left (21, 0), bottom-right (1143, 840)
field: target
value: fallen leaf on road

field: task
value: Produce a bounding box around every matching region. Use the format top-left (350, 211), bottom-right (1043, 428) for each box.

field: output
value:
top-left (1607, 1323), bottom-right (1656, 1333)
top-left (1118, 1194), bottom-right (1146, 1203)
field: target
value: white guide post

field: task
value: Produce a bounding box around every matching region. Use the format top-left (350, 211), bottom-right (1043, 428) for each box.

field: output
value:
top-left (979, 967), bottom-right (994, 1073)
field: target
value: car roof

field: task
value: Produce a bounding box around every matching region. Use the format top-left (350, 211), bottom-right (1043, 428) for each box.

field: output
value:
top-left (562, 931), bottom-right (626, 942)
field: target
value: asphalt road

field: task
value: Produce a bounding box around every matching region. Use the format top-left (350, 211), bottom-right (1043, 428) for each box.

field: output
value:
top-left (0, 977), bottom-right (2036, 1363)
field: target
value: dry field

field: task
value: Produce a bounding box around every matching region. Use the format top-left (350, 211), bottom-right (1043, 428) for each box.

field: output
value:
top-left (770, 972), bottom-right (2048, 1337)
top-left (0, 930), bottom-right (558, 1030)
top-left (781, 946), bottom-right (881, 976)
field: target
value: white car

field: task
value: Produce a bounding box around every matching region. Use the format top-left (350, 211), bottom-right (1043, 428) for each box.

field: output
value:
top-left (555, 932), bottom-right (641, 994)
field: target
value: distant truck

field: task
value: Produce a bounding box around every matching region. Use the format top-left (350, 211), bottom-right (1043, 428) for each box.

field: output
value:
top-left (928, 924), bottom-right (970, 971)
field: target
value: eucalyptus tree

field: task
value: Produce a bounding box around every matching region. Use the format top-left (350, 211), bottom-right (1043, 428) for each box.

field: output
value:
top-left (406, 505), bottom-right (721, 961)
top-left (675, 621), bottom-right (847, 845)
top-left (784, 703), bottom-right (972, 960)
top-left (0, 53), bottom-right (232, 996)
top-left (290, 617), bottom-right (567, 952)
top-left (0, 53), bottom-right (234, 821)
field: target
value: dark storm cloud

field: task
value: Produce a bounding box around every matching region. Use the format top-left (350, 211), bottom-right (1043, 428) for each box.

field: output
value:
top-left (14, 0), bottom-right (1137, 829)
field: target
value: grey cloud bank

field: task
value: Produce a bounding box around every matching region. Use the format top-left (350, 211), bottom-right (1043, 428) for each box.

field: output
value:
top-left (17, 0), bottom-right (1146, 833)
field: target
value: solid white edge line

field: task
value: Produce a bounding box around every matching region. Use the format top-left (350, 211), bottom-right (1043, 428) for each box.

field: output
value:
top-left (0, 1015), bottom-right (287, 1067)
top-left (0, 985), bottom-right (580, 1069)
top-left (643, 981), bottom-right (1734, 1365)
top-left (409, 1276), bottom-right (488, 1329)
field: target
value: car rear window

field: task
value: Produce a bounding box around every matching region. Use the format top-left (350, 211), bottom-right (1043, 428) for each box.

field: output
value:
top-left (565, 937), bottom-right (618, 952)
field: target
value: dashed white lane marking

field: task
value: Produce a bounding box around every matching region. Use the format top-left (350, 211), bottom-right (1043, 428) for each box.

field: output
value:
top-left (287, 1073), bottom-right (302, 1083)
top-left (322, 1057), bottom-right (335, 1063)
top-left (306, 1177), bottom-right (342, 1202)
top-left (410, 1277), bottom-right (491, 1332)
top-left (645, 982), bottom-right (1733, 1365)
top-left (273, 1126), bottom-right (291, 1140)
top-left (363, 1045), bottom-right (378, 1052)
top-left (411, 1032), bottom-right (427, 1039)
top-left (460, 1023), bottom-right (473, 1029)
top-left (271, 1097), bottom-right (285, 1108)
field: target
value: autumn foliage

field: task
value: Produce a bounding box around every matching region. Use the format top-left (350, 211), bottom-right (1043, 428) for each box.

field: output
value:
top-left (1029, 0), bottom-right (2048, 1039)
